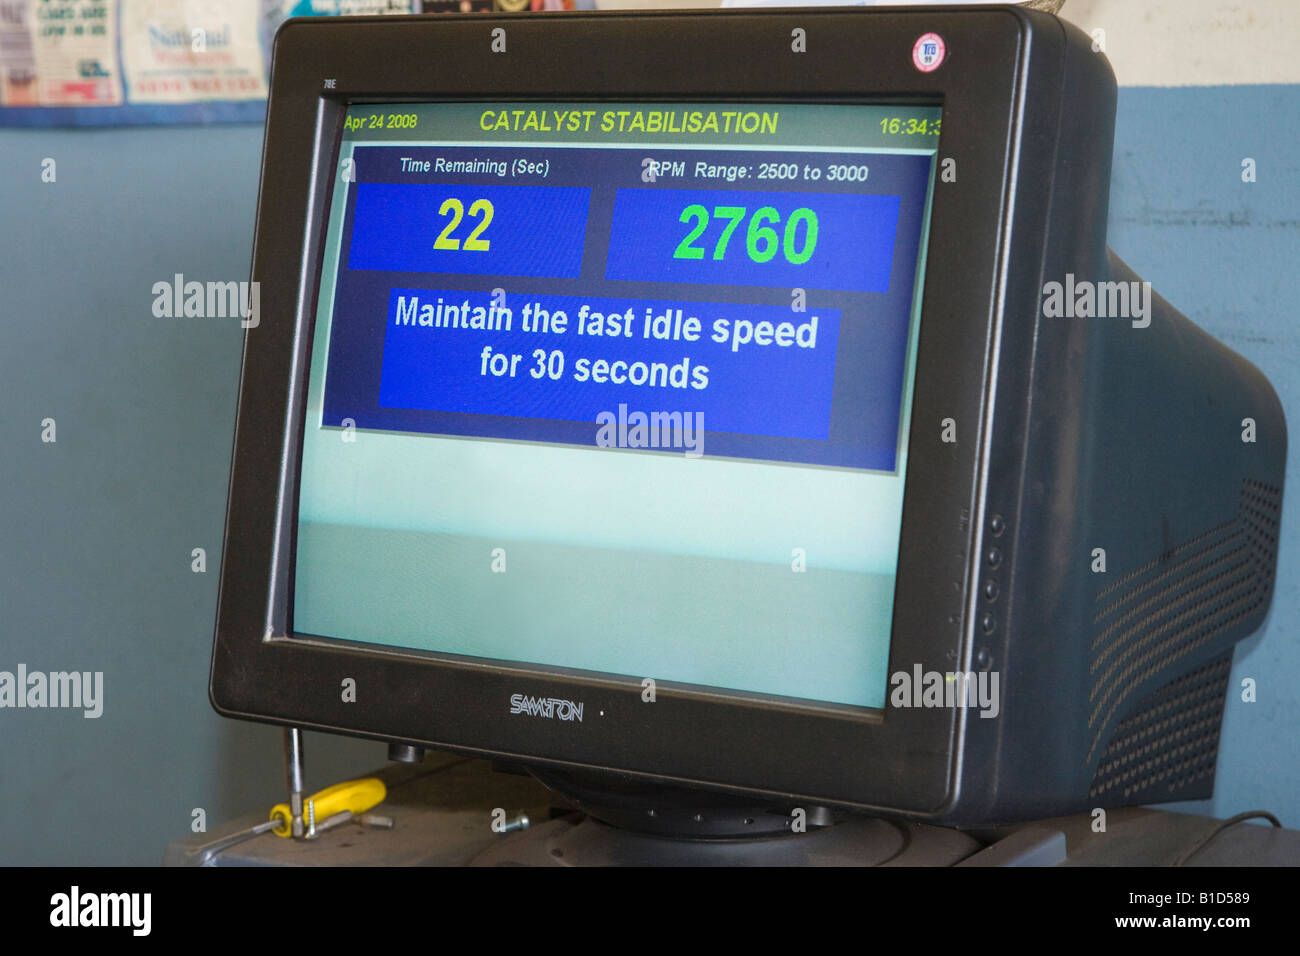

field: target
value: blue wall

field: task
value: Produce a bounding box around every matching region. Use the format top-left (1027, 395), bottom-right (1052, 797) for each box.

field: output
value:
top-left (0, 125), bottom-right (381, 865)
top-left (0, 84), bottom-right (1296, 863)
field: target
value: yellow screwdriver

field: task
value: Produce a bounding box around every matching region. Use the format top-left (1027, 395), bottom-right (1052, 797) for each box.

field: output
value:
top-left (269, 776), bottom-right (388, 837)
top-left (186, 777), bottom-right (388, 865)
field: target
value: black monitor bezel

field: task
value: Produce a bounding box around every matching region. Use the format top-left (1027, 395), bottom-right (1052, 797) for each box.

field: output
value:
top-left (212, 8), bottom-right (1038, 816)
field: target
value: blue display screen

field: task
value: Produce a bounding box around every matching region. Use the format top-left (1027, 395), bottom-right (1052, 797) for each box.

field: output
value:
top-left (294, 102), bottom-right (940, 711)
top-left (321, 140), bottom-right (932, 471)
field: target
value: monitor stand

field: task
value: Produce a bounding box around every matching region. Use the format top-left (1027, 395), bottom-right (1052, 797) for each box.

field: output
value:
top-left (468, 768), bottom-right (982, 866)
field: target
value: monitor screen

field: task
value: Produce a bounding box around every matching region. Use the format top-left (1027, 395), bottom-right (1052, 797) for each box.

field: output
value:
top-left (292, 100), bottom-right (940, 712)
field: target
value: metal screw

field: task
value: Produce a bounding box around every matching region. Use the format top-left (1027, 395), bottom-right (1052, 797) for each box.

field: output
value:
top-left (500, 813), bottom-right (530, 833)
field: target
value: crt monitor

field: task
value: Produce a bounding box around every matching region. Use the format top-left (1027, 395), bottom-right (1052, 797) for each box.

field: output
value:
top-left (211, 7), bottom-right (1286, 827)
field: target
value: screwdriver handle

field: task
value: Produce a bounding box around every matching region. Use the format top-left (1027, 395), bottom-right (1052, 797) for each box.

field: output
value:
top-left (270, 777), bottom-right (387, 837)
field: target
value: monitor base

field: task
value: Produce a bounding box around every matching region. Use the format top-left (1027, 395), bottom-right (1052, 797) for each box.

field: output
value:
top-left (468, 812), bottom-right (982, 866)
top-left (525, 766), bottom-right (834, 838)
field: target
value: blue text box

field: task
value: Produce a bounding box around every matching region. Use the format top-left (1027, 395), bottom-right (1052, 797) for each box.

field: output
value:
top-left (377, 290), bottom-right (840, 441)
top-left (347, 183), bottom-right (590, 278)
top-left (605, 188), bottom-right (900, 292)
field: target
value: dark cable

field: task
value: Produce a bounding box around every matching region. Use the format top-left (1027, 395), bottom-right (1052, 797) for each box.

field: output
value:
top-left (1173, 810), bottom-right (1283, 867)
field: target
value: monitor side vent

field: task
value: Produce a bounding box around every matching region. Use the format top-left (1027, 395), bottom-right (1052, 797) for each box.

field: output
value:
top-left (1088, 652), bottom-right (1231, 803)
top-left (1085, 479), bottom-right (1280, 765)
